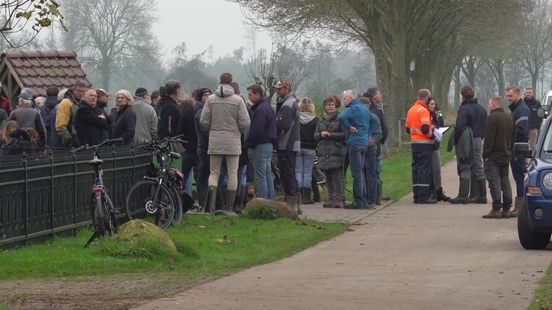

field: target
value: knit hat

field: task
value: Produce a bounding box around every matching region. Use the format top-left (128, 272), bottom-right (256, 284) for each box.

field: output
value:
top-left (18, 88), bottom-right (33, 100)
top-left (135, 87), bottom-right (148, 97)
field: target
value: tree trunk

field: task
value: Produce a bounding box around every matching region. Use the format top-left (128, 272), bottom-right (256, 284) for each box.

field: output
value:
top-left (101, 58), bottom-right (111, 91)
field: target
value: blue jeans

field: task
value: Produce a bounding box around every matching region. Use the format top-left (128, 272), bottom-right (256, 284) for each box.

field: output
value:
top-left (295, 148), bottom-right (316, 188)
top-left (348, 143), bottom-right (367, 204)
top-left (219, 163), bottom-right (247, 191)
top-left (182, 152), bottom-right (198, 196)
top-left (364, 145), bottom-right (378, 205)
top-left (249, 143), bottom-right (276, 199)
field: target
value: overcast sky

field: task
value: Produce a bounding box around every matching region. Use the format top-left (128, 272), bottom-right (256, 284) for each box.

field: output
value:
top-left (153, 0), bottom-right (273, 62)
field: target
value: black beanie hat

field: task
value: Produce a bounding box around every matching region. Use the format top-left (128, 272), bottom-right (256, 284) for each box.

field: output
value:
top-left (135, 87), bottom-right (148, 97)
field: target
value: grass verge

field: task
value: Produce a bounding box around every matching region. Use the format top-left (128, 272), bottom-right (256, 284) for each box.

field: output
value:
top-left (0, 215), bottom-right (347, 280)
top-left (530, 262), bottom-right (552, 310)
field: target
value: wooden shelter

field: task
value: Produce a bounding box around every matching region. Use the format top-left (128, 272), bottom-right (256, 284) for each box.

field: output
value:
top-left (0, 51), bottom-right (91, 106)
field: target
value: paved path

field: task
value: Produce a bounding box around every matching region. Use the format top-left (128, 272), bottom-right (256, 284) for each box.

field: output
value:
top-left (134, 161), bottom-right (551, 310)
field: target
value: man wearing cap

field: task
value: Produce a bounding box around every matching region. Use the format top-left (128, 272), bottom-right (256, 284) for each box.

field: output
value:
top-left (274, 79), bottom-right (301, 211)
top-left (54, 80), bottom-right (87, 147)
top-left (8, 88), bottom-right (47, 145)
top-left (133, 87), bottom-right (158, 144)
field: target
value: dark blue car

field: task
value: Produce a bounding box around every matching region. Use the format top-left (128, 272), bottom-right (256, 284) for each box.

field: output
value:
top-left (515, 117), bottom-right (552, 249)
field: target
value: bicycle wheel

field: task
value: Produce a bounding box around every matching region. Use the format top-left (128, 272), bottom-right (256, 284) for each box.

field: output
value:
top-left (103, 194), bottom-right (118, 236)
top-left (126, 179), bottom-right (175, 229)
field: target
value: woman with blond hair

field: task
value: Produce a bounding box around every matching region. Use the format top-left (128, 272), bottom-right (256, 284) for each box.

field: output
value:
top-left (111, 89), bottom-right (136, 144)
top-left (296, 97), bottom-right (318, 204)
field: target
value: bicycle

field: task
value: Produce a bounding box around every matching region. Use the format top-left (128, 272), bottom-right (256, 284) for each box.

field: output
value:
top-left (125, 136), bottom-right (193, 228)
top-left (72, 138), bottom-right (123, 247)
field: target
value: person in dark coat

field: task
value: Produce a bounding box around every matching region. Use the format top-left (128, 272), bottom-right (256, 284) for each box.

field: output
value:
top-left (296, 97), bottom-right (318, 204)
top-left (449, 85), bottom-right (487, 204)
top-left (246, 84), bottom-right (277, 200)
top-left (523, 87), bottom-right (543, 151)
top-left (158, 80), bottom-right (183, 139)
top-left (314, 96), bottom-right (346, 208)
top-left (507, 85), bottom-right (530, 217)
top-left (482, 96), bottom-right (514, 219)
top-left (111, 90), bottom-right (136, 145)
top-left (75, 89), bottom-right (111, 146)
top-left (193, 87), bottom-right (212, 210)
top-left (428, 97), bottom-right (450, 202)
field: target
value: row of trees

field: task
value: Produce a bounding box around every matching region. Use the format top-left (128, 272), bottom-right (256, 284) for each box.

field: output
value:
top-left (5, 0), bottom-right (552, 144)
top-left (230, 0), bottom-right (552, 142)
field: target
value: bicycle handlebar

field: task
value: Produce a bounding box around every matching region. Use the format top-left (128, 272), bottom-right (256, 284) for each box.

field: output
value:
top-left (71, 138), bottom-right (124, 154)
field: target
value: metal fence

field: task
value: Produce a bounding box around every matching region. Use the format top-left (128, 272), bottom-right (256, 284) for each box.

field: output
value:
top-left (0, 146), bottom-right (152, 247)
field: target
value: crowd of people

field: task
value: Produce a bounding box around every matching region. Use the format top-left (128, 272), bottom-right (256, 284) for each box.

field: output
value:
top-left (1, 71), bottom-right (540, 218)
top-left (0, 72), bottom-right (394, 216)
top-left (407, 85), bottom-right (542, 219)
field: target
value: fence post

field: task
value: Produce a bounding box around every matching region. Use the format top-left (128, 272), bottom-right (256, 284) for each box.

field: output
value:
top-left (131, 145), bottom-right (136, 184)
top-left (72, 151), bottom-right (77, 236)
top-left (112, 145), bottom-right (117, 205)
top-left (22, 152), bottom-right (28, 245)
top-left (398, 119), bottom-right (402, 149)
top-left (49, 149), bottom-right (55, 239)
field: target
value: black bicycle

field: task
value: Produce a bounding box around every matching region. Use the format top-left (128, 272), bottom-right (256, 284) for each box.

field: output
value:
top-left (125, 137), bottom-right (192, 228)
top-left (72, 138), bottom-right (123, 247)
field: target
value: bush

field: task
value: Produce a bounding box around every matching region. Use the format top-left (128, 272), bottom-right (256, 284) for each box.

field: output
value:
top-left (241, 204), bottom-right (278, 220)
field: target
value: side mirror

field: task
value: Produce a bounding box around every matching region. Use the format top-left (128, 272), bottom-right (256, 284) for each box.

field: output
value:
top-left (538, 108), bottom-right (545, 119)
top-left (513, 142), bottom-right (532, 158)
top-left (543, 105), bottom-right (550, 111)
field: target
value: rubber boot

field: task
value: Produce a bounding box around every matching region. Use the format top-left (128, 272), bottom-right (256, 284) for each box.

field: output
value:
top-left (467, 174), bottom-right (478, 203)
top-left (234, 185), bottom-right (246, 214)
top-left (475, 179), bottom-right (487, 204)
top-left (376, 182), bottom-right (382, 205)
top-left (436, 188), bottom-right (450, 202)
top-left (295, 192), bottom-right (303, 215)
top-left (215, 190), bottom-right (237, 216)
top-left (509, 197), bottom-right (522, 218)
top-left (196, 188), bottom-right (207, 212)
top-left (206, 186), bottom-right (217, 213)
top-left (449, 179), bottom-right (470, 204)
top-left (302, 188), bottom-right (314, 204)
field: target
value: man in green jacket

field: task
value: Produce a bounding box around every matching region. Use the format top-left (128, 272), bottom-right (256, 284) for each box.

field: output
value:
top-left (482, 96), bottom-right (514, 218)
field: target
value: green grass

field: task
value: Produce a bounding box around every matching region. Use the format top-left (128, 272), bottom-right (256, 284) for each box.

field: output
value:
top-left (530, 263), bottom-right (552, 310)
top-left (0, 215), bottom-right (347, 280)
top-left (343, 131), bottom-right (454, 202)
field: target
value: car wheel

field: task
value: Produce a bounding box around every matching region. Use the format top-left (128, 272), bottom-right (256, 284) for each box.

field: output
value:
top-left (518, 199), bottom-right (551, 249)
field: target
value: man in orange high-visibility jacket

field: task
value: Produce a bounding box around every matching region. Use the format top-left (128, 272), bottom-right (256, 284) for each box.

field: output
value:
top-left (405, 89), bottom-right (437, 204)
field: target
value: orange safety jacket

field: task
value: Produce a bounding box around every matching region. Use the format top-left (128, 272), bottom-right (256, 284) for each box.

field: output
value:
top-left (405, 100), bottom-right (434, 144)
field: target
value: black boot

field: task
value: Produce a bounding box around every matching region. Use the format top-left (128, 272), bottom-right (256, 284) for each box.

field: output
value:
top-left (468, 174), bottom-right (479, 203)
top-left (215, 190), bottom-right (237, 216)
top-left (197, 188), bottom-right (207, 212)
top-left (449, 179), bottom-right (470, 204)
top-left (302, 188), bottom-right (314, 204)
top-left (206, 186), bottom-right (217, 213)
top-left (234, 185), bottom-right (246, 214)
top-left (436, 188), bottom-right (450, 202)
top-left (476, 179), bottom-right (487, 204)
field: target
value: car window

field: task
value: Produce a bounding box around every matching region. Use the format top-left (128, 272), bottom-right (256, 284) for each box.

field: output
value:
top-left (541, 123), bottom-right (552, 158)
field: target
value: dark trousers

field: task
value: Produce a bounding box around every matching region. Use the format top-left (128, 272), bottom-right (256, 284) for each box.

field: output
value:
top-left (411, 143), bottom-right (433, 201)
top-left (364, 145), bottom-right (378, 205)
top-left (277, 150), bottom-right (298, 198)
top-left (484, 159), bottom-right (512, 210)
top-left (348, 143), bottom-right (367, 204)
top-left (182, 151), bottom-right (199, 187)
top-left (510, 157), bottom-right (526, 197)
top-left (196, 148), bottom-right (210, 190)
top-left (324, 167), bottom-right (345, 205)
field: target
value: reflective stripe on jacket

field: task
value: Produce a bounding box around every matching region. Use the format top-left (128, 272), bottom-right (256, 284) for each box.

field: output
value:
top-left (406, 100), bottom-right (434, 144)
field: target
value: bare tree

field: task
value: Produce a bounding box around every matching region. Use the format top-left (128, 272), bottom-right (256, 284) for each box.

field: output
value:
top-left (0, 0), bottom-right (65, 47)
top-left (62, 0), bottom-right (159, 91)
top-left (518, 0), bottom-right (552, 93)
top-left (245, 41), bottom-right (311, 103)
